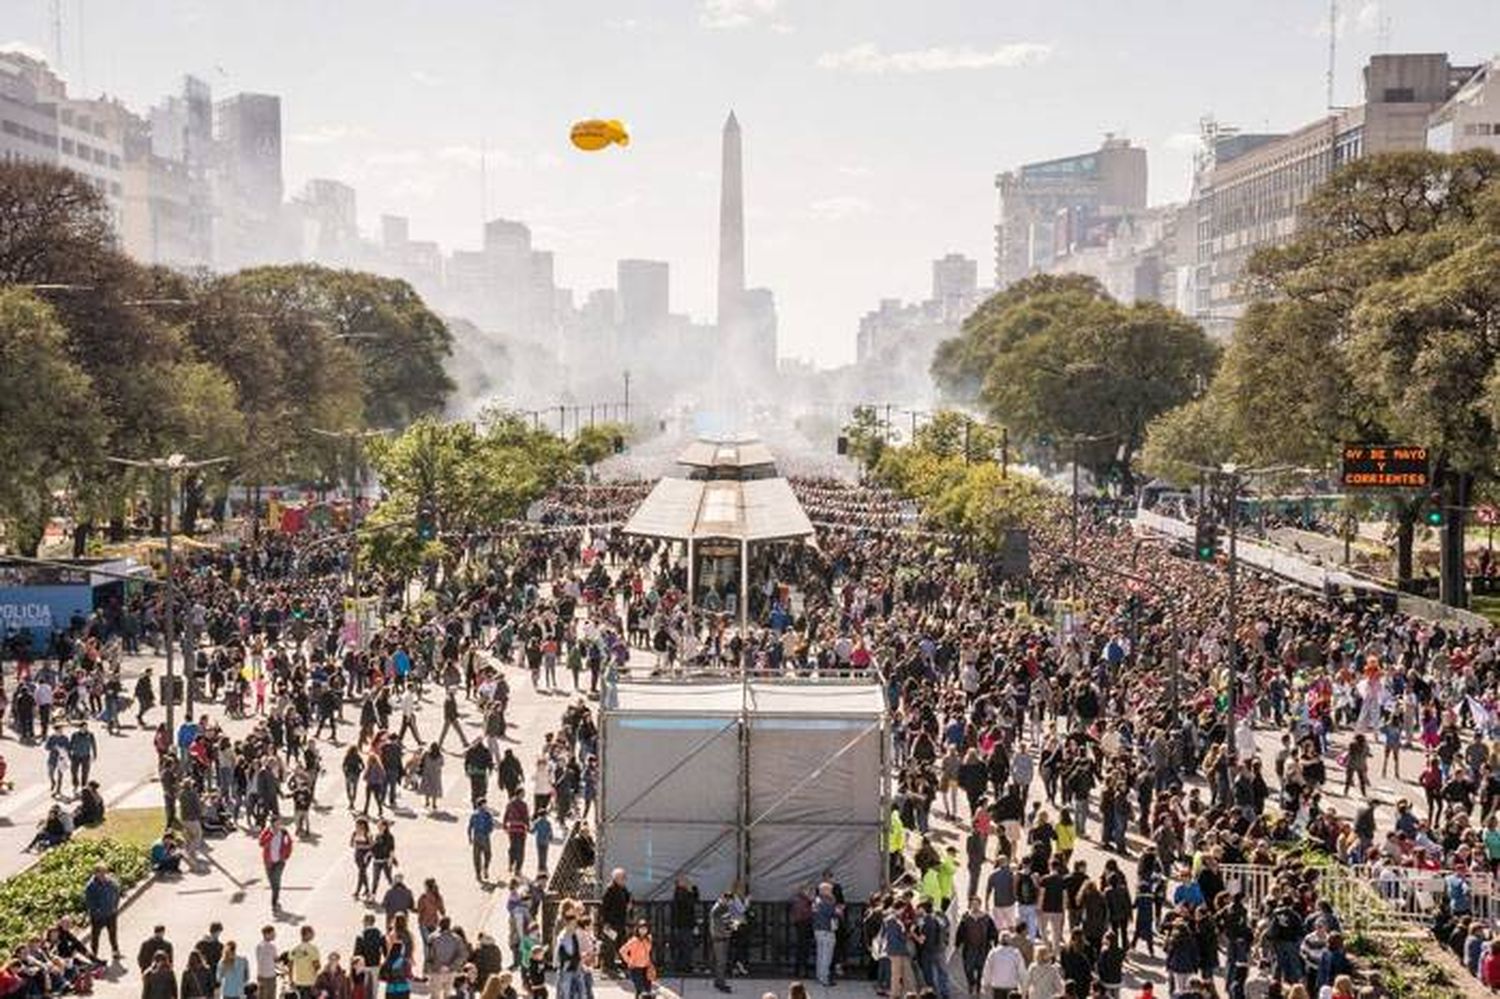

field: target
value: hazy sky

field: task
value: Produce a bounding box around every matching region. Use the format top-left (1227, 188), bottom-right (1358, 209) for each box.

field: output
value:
top-left (4, 0), bottom-right (1499, 366)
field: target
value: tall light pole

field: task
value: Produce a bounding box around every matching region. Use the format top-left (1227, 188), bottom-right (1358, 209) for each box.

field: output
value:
top-left (108, 453), bottom-right (228, 732)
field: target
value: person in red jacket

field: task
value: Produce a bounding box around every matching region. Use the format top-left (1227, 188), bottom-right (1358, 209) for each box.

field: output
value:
top-left (502, 790), bottom-right (530, 877)
top-left (259, 817), bottom-right (295, 912)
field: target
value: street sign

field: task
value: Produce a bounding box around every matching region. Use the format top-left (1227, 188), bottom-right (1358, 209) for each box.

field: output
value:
top-left (1340, 444), bottom-right (1430, 488)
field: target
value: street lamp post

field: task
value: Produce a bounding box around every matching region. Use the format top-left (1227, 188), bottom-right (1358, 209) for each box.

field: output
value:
top-left (108, 454), bottom-right (228, 735)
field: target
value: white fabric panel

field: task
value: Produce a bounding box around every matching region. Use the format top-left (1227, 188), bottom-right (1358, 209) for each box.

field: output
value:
top-left (748, 718), bottom-right (882, 826)
top-left (749, 824), bottom-right (883, 900)
top-left (603, 716), bottom-right (740, 824)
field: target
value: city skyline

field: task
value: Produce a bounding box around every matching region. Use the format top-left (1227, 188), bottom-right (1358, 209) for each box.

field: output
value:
top-left (5, 0), bottom-right (1500, 365)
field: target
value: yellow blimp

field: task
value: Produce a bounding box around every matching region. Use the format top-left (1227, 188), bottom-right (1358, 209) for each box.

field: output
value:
top-left (570, 119), bottom-right (630, 151)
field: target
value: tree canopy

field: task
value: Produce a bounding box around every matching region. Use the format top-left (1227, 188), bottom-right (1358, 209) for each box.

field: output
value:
top-left (0, 161), bottom-right (458, 553)
top-left (932, 275), bottom-right (1218, 486)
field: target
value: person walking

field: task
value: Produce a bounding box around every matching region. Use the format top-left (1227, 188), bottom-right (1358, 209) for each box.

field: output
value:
top-left (68, 721), bottom-right (98, 792)
top-left (502, 791), bottom-right (530, 877)
top-left (981, 930), bottom-right (1026, 999)
top-left (84, 861), bottom-right (123, 961)
top-left (468, 799), bottom-right (495, 883)
top-left (259, 818), bottom-right (295, 912)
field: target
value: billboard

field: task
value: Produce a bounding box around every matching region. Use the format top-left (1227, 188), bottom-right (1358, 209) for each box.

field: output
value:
top-left (0, 584), bottom-right (94, 653)
top-left (1340, 444), bottom-right (1430, 488)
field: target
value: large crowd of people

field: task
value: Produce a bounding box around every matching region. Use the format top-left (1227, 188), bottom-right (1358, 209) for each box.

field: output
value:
top-left (2, 464), bottom-right (1499, 999)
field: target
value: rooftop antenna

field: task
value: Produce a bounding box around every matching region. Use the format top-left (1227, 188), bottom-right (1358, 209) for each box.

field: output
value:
top-left (1326, 0), bottom-right (1338, 110)
top-left (1378, 10), bottom-right (1392, 52)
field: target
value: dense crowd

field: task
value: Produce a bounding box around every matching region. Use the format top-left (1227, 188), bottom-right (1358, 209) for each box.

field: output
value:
top-left (3, 467), bottom-right (1500, 999)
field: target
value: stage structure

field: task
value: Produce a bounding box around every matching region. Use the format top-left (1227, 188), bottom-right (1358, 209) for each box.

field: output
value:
top-left (603, 439), bottom-right (888, 901)
top-left (621, 438), bottom-right (812, 637)
top-left (598, 679), bottom-right (889, 902)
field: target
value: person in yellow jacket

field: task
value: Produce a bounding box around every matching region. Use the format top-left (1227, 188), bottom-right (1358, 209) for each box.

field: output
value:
top-left (935, 845), bottom-right (959, 911)
top-left (1056, 808), bottom-right (1078, 865)
top-left (888, 807), bottom-right (906, 881)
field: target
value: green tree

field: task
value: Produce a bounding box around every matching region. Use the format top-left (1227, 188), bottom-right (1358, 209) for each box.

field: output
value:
top-left (1143, 150), bottom-right (1500, 598)
top-left (222, 265), bottom-right (454, 430)
top-left (910, 410), bottom-right (1007, 464)
top-left (571, 422), bottom-right (632, 469)
top-left (934, 277), bottom-right (1218, 489)
top-left (0, 289), bottom-right (106, 554)
top-left (841, 405), bottom-right (888, 468)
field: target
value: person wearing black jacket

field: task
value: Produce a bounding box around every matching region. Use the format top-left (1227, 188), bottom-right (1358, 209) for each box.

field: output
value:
top-left (599, 869), bottom-right (632, 975)
top-left (671, 875), bottom-right (701, 973)
top-left (137, 926), bottom-right (174, 975)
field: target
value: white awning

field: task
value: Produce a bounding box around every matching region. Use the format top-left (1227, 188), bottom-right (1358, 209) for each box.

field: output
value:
top-left (622, 475), bottom-right (814, 543)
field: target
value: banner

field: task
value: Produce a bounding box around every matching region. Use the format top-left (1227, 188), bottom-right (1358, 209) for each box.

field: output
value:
top-left (0, 584), bottom-right (94, 653)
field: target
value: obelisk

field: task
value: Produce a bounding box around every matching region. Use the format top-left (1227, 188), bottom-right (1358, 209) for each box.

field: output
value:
top-left (717, 110), bottom-right (745, 330)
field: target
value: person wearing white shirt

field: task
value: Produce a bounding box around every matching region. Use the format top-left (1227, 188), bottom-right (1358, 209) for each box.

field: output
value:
top-left (254, 926), bottom-right (280, 999)
top-left (981, 932), bottom-right (1027, 999)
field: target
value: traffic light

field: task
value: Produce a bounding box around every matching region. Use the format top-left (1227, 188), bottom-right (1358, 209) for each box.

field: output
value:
top-left (1424, 490), bottom-right (1445, 527)
top-left (416, 500), bottom-right (437, 541)
top-left (836, 435), bottom-right (849, 456)
top-left (1194, 515), bottom-right (1219, 561)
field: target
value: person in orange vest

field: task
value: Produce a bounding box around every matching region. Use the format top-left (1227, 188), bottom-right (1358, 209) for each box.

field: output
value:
top-left (617, 921), bottom-right (655, 997)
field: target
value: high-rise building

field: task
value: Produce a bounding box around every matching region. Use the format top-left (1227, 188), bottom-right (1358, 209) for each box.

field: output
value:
top-left (1428, 58), bottom-right (1500, 155)
top-left (717, 110), bottom-right (745, 328)
top-left (215, 93), bottom-right (285, 268)
top-left (0, 52), bottom-right (59, 167)
top-left (1191, 52), bottom-right (1478, 335)
top-left (931, 253), bottom-right (978, 322)
top-left (297, 178), bottom-right (358, 261)
top-left (994, 136), bottom-right (1148, 288)
top-left (617, 259), bottom-right (670, 342)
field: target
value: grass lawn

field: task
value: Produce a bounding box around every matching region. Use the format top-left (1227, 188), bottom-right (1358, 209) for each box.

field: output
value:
top-left (1470, 594), bottom-right (1500, 626)
top-left (75, 807), bottom-right (164, 850)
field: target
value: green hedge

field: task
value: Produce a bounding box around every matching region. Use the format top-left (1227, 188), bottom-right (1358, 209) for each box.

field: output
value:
top-left (0, 839), bottom-right (149, 955)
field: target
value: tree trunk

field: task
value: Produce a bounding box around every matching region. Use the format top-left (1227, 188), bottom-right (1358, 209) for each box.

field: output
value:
top-left (1440, 471), bottom-right (1472, 608)
top-left (1396, 514), bottom-right (1415, 587)
top-left (181, 475), bottom-right (203, 536)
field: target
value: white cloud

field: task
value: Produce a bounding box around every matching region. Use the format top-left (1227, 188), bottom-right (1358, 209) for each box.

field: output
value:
top-left (701, 0), bottom-right (780, 30)
top-left (809, 195), bottom-right (872, 221)
top-left (1354, 0), bottom-right (1382, 32)
top-left (410, 69), bottom-right (444, 87)
top-left (0, 40), bottom-right (52, 64)
top-left (817, 41), bottom-right (1052, 74)
top-left (289, 124), bottom-right (371, 145)
top-left (836, 164), bottom-right (873, 178)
